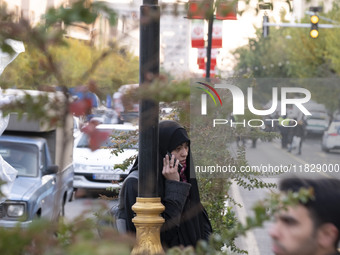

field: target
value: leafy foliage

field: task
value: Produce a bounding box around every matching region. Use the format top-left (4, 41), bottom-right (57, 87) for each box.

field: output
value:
top-left (0, 0), bottom-right (138, 97)
top-left (233, 3), bottom-right (340, 112)
top-left (186, 86), bottom-right (278, 252)
top-left (167, 186), bottom-right (314, 254)
top-left (0, 216), bottom-right (134, 255)
top-left (234, 3), bottom-right (340, 79)
top-left (0, 1), bottom-right (314, 255)
top-left (108, 129), bottom-right (138, 171)
top-left (0, 38), bottom-right (139, 95)
top-left (44, 0), bottom-right (117, 27)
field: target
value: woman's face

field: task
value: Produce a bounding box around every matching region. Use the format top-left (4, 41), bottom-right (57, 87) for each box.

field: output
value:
top-left (170, 142), bottom-right (189, 165)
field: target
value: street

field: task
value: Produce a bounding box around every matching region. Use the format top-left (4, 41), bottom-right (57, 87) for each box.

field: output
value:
top-left (65, 190), bottom-right (118, 223)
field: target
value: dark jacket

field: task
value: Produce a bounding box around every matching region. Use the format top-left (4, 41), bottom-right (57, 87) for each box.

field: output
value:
top-left (293, 121), bottom-right (306, 138)
top-left (119, 120), bottom-right (212, 248)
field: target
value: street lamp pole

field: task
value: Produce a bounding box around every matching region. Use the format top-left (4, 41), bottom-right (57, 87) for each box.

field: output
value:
top-left (206, 12), bottom-right (214, 78)
top-left (131, 0), bottom-right (165, 254)
top-left (138, 0), bottom-right (160, 198)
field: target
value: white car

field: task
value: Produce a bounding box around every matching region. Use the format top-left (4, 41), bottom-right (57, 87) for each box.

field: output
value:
top-left (321, 121), bottom-right (340, 152)
top-left (73, 124), bottom-right (138, 191)
top-left (73, 116), bottom-right (81, 139)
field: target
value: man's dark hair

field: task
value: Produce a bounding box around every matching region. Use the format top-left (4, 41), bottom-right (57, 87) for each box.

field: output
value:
top-left (279, 178), bottom-right (340, 245)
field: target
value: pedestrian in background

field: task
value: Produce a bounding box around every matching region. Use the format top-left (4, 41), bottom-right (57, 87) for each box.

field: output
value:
top-left (278, 115), bottom-right (290, 149)
top-left (288, 119), bottom-right (306, 155)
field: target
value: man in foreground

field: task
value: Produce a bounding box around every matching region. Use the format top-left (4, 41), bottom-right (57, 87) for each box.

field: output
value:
top-left (269, 177), bottom-right (340, 255)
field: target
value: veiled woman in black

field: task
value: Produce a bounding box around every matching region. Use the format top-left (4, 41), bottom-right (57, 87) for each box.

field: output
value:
top-left (119, 120), bottom-right (212, 248)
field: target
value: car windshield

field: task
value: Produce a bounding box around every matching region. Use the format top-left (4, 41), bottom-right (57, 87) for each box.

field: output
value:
top-left (76, 128), bottom-right (138, 149)
top-left (307, 112), bottom-right (328, 120)
top-left (0, 142), bottom-right (38, 177)
top-left (328, 123), bottom-right (340, 134)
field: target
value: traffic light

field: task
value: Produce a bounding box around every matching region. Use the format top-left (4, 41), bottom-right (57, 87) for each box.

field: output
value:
top-left (310, 14), bottom-right (319, 39)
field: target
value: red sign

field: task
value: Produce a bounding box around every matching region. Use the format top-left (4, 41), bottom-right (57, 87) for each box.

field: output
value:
top-left (191, 21), bottom-right (205, 48)
top-left (209, 49), bottom-right (218, 70)
top-left (212, 21), bottom-right (223, 48)
top-left (198, 59), bottom-right (205, 69)
top-left (187, 0), bottom-right (211, 19)
top-left (197, 48), bottom-right (218, 71)
top-left (216, 1), bottom-right (238, 20)
top-left (197, 48), bottom-right (206, 69)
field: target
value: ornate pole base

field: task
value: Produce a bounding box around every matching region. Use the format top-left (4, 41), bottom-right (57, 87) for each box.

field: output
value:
top-left (131, 197), bottom-right (165, 255)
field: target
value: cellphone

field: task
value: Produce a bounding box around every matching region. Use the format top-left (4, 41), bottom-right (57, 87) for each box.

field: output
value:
top-left (167, 152), bottom-right (183, 173)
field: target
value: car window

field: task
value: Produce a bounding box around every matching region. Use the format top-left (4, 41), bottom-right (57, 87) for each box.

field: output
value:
top-left (76, 129), bottom-right (138, 149)
top-left (307, 116), bottom-right (328, 121)
top-left (307, 112), bottom-right (329, 120)
top-left (0, 142), bottom-right (38, 177)
top-left (328, 123), bottom-right (340, 134)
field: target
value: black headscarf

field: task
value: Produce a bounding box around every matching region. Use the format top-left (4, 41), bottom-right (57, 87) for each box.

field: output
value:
top-left (130, 120), bottom-right (196, 197)
top-left (130, 120), bottom-right (212, 247)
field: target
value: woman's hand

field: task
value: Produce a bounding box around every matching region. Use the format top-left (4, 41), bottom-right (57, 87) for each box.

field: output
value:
top-left (162, 154), bottom-right (180, 181)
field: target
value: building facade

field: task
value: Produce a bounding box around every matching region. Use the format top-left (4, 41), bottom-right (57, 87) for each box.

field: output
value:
top-left (0, 0), bottom-right (113, 48)
top-left (160, 5), bottom-right (191, 76)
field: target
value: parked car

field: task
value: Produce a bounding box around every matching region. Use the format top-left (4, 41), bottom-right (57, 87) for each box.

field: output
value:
top-left (0, 115), bottom-right (74, 228)
top-left (332, 109), bottom-right (340, 121)
top-left (0, 90), bottom-right (74, 228)
top-left (321, 121), bottom-right (340, 152)
top-left (73, 123), bottom-right (138, 192)
top-left (305, 111), bottom-right (330, 135)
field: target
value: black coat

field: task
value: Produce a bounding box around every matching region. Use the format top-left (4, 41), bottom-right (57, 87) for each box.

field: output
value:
top-left (293, 122), bottom-right (306, 138)
top-left (120, 120), bottom-right (212, 248)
